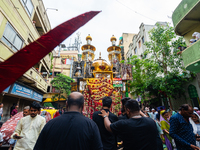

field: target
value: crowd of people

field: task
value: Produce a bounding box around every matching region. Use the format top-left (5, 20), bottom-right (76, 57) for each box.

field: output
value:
top-left (0, 92), bottom-right (200, 150)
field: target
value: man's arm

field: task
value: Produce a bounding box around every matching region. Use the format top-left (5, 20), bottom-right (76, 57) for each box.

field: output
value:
top-left (39, 118), bottom-right (46, 134)
top-left (98, 110), bottom-right (112, 132)
top-left (169, 117), bottom-right (197, 149)
top-left (11, 119), bottom-right (22, 140)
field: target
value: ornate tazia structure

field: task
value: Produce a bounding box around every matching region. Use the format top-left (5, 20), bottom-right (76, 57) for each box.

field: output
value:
top-left (107, 35), bottom-right (121, 78)
top-left (72, 35), bottom-right (132, 118)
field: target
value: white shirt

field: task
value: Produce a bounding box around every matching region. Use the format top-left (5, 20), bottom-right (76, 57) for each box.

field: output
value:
top-left (0, 108), bottom-right (3, 116)
top-left (11, 115), bottom-right (46, 150)
top-left (0, 132), bottom-right (3, 142)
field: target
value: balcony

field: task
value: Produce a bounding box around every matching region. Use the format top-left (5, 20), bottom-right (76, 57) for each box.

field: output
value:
top-left (172, 0), bottom-right (200, 36)
top-left (182, 40), bottom-right (200, 73)
top-left (23, 67), bottom-right (48, 93)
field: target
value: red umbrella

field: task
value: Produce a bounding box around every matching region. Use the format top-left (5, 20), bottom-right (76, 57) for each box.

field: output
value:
top-left (0, 11), bottom-right (100, 93)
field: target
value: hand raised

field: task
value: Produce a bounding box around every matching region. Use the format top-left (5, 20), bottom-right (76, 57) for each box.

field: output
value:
top-left (98, 110), bottom-right (109, 118)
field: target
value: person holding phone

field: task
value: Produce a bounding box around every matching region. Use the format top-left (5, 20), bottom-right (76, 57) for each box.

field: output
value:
top-left (11, 102), bottom-right (45, 150)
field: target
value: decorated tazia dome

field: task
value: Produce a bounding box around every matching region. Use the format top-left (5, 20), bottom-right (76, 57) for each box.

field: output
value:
top-left (92, 58), bottom-right (111, 72)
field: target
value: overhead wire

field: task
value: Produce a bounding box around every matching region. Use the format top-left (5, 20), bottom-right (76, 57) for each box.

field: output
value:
top-left (115, 0), bottom-right (157, 22)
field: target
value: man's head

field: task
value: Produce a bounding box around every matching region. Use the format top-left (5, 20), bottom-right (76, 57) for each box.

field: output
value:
top-left (0, 103), bottom-right (3, 108)
top-left (30, 102), bottom-right (41, 118)
top-left (102, 96), bottom-right (112, 108)
top-left (121, 97), bottom-right (131, 106)
top-left (23, 106), bottom-right (30, 117)
top-left (66, 92), bottom-right (84, 112)
top-left (15, 105), bottom-right (19, 109)
top-left (180, 104), bottom-right (193, 119)
top-left (152, 108), bottom-right (156, 113)
top-left (194, 107), bottom-right (199, 111)
top-left (125, 99), bottom-right (140, 118)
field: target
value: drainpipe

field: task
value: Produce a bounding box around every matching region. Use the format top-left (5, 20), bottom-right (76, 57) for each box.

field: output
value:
top-left (70, 57), bottom-right (74, 78)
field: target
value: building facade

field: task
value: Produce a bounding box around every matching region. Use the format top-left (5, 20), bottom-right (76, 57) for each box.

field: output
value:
top-left (0, 0), bottom-right (51, 121)
top-left (172, 0), bottom-right (200, 109)
top-left (118, 33), bottom-right (135, 60)
top-left (126, 22), bottom-right (167, 60)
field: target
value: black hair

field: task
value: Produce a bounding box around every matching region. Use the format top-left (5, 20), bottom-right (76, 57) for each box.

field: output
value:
top-left (102, 96), bottom-right (112, 108)
top-left (67, 94), bottom-right (84, 108)
top-left (125, 99), bottom-right (140, 112)
top-left (0, 103), bottom-right (3, 105)
top-left (121, 97), bottom-right (131, 106)
top-left (179, 104), bottom-right (192, 111)
top-left (30, 102), bottom-right (41, 111)
top-left (192, 113), bottom-right (198, 117)
top-left (162, 111), bottom-right (168, 116)
top-left (121, 108), bottom-right (125, 113)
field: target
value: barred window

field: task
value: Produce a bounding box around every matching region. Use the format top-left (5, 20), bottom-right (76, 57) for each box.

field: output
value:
top-left (21, 0), bottom-right (34, 17)
top-left (2, 23), bottom-right (24, 52)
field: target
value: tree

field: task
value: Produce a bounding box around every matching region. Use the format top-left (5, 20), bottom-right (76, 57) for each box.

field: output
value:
top-left (128, 55), bottom-right (158, 100)
top-left (51, 73), bottom-right (74, 101)
top-left (129, 23), bottom-right (193, 108)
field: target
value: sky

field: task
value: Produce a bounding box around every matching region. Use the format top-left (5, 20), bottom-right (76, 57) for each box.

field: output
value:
top-left (42, 0), bottom-right (182, 61)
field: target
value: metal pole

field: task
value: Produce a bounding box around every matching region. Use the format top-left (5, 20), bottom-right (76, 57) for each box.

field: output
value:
top-left (70, 57), bottom-right (74, 78)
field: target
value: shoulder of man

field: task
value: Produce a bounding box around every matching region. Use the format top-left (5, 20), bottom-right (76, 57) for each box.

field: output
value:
top-left (37, 115), bottom-right (46, 121)
top-left (109, 112), bottom-right (118, 119)
top-left (169, 113), bottom-right (180, 122)
top-left (93, 111), bottom-right (101, 116)
top-left (142, 117), bottom-right (157, 125)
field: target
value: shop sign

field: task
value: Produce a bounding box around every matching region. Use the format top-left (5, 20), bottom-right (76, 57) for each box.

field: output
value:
top-left (3, 86), bottom-right (10, 93)
top-left (32, 92), bottom-right (43, 102)
top-left (113, 84), bottom-right (123, 87)
top-left (11, 83), bottom-right (33, 99)
top-left (11, 83), bottom-right (43, 102)
top-left (113, 78), bottom-right (123, 87)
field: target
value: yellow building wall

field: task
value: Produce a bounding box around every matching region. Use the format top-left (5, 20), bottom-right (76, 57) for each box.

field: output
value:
top-left (0, 0), bottom-right (51, 93)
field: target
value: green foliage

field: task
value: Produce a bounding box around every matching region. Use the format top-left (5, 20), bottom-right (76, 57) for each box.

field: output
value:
top-left (129, 23), bottom-right (194, 103)
top-left (44, 102), bottom-right (54, 108)
top-left (51, 74), bottom-right (74, 101)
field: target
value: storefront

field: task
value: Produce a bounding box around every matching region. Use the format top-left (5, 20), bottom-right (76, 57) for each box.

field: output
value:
top-left (1, 82), bottom-right (43, 122)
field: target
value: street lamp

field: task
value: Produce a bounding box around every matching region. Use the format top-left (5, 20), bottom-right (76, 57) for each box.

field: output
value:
top-left (44, 8), bottom-right (58, 15)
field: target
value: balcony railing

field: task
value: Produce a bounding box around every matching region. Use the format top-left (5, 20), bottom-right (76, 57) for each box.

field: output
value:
top-left (182, 39), bottom-right (200, 73)
top-left (172, 0), bottom-right (200, 36)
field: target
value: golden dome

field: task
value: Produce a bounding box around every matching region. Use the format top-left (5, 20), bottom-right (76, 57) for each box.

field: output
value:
top-left (110, 35), bottom-right (116, 42)
top-left (92, 59), bottom-right (111, 71)
top-left (86, 34), bottom-right (92, 41)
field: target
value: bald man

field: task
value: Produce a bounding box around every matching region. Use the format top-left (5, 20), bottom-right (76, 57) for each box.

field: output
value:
top-left (34, 92), bottom-right (103, 150)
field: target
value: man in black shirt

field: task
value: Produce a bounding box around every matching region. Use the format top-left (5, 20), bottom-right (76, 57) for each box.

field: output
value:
top-left (34, 92), bottom-right (103, 150)
top-left (118, 97), bottom-right (130, 120)
top-left (99, 99), bottom-right (157, 150)
top-left (93, 96), bottom-right (118, 150)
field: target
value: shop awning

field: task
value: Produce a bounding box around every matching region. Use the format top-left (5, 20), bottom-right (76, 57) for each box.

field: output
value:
top-left (43, 98), bottom-right (66, 103)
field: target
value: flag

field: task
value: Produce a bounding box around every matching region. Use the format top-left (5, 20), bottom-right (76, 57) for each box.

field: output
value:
top-left (0, 11), bottom-right (100, 93)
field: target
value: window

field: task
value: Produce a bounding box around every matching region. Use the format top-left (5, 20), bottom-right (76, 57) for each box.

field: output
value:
top-left (142, 37), bottom-right (145, 43)
top-left (21, 0), bottom-right (34, 17)
top-left (1, 23), bottom-right (24, 52)
top-left (134, 48), bottom-right (137, 54)
top-left (138, 40), bottom-right (141, 48)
